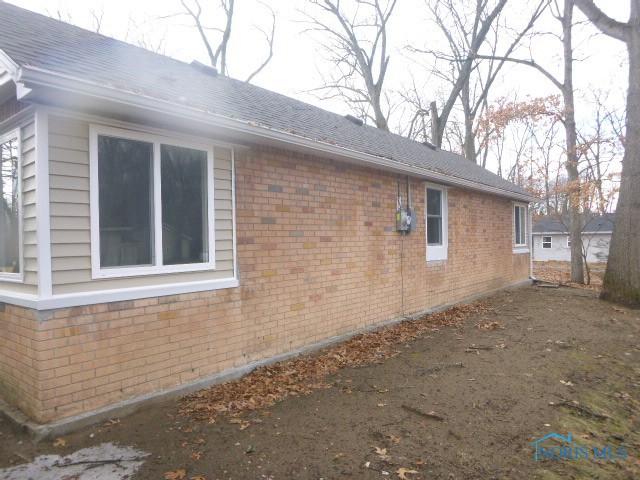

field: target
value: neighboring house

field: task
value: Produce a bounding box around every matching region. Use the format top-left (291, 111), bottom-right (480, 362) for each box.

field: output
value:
top-left (0, 3), bottom-right (533, 427)
top-left (532, 214), bottom-right (614, 263)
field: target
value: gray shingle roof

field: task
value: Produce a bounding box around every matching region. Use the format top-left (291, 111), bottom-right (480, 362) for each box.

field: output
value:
top-left (0, 2), bottom-right (531, 198)
top-left (533, 213), bottom-right (615, 233)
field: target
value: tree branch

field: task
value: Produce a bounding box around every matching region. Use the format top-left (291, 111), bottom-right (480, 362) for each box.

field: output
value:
top-left (574, 0), bottom-right (629, 42)
top-left (473, 54), bottom-right (564, 90)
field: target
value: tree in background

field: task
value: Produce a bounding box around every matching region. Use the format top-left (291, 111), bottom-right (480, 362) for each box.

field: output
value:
top-left (474, 0), bottom-right (584, 284)
top-left (303, 0), bottom-right (398, 131)
top-left (574, 0), bottom-right (640, 305)
top-left (407, 0), bottom-right (548, 162)
top-left (477, 95), bottom-right (564, 205)
top-left (173, 0), bottom-right (276, 82)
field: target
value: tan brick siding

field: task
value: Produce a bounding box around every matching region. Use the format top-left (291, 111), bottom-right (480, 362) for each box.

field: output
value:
top-left (0, 145), bottom-right (529, 423)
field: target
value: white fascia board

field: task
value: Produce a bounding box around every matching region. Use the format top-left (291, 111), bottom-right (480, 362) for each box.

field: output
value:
top-left (17, 65), bottom-right (536, 203)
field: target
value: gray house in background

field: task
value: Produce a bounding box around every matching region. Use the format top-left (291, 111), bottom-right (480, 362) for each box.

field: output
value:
top-left (532, 214), bottom-right (614, 263)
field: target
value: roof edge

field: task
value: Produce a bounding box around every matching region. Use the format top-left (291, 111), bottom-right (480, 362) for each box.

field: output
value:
top-left (532, 231), bottom-right (613, 235)
top-left (17, 64), bottom-right (535, 202)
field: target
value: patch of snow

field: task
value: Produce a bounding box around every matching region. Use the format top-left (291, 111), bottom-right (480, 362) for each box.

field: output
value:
top-left (0, 443), bottom-right (149, 480)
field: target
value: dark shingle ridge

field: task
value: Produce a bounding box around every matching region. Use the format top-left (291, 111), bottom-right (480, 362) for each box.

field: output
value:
top-left (0, 1), bottom-right (531, 198)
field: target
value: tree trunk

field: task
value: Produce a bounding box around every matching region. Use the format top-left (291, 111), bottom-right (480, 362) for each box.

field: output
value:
top-left (562, 0), bottom-right (585, 284)
top-left (430, 101), bottom-right (441, 147)
top-left (602, 23), bottom-right (640, 304)
top-left (461, 82), bottom-right (477, 162)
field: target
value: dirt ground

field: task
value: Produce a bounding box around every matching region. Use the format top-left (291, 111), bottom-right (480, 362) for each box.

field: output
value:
top-left (533, 261), bottom-right (606, 290)
top-left (1, 285), bottom-right (639, 480)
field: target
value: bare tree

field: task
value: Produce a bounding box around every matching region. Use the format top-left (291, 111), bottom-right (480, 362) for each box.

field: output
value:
top-left (474, 0), bottom-right (585, 284)
top-left (577, 91), bottom-right (623, 215)
top-left (574, 0), bottom-right (640, 304)
top-left (174, 0), bottom-right (276, 82)
top-left (303, 0), bottom-right (398, 130)
top-left (408, 0), bottom-right (548, 161)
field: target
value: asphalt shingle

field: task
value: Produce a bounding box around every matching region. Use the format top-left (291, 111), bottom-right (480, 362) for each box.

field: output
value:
top-left (533, 213), bottom-right (615, 233)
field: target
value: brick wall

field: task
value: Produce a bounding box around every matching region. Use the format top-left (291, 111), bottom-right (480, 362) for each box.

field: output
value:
top-left (0, 145), bottom-right (529, 423)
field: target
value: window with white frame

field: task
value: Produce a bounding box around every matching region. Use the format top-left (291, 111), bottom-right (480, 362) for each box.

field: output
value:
top-left (567, 236), bottom-right (571, 248)
top-left (0, 129), bottom-right (21, 279)
top-left (426, 185), bottom-right (448, 261)
top-left (90, 126), bottom-right (215, 278)
top-left (514, 204), bottom-right (527, 247)
top-left (542, 236), bottom-right (552, 249)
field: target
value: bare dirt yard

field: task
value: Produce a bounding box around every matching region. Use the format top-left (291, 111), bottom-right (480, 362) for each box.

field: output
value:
top-left (1, 285), bottom-right (639, 480)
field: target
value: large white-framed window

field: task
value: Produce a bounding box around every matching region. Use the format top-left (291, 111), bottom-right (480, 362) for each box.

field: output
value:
top-left (542, 236), bottom-right (552, 249)
top-left (89, 125), bottom-right (215, 279)
top-left (513, 204), bottom-right (528, 249)
top-left (0, 128), bottom-right (22, 282)
top-left (425, 183), bottom-right (448, 262)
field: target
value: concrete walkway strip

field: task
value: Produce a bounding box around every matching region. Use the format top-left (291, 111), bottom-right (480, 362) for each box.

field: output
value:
top-left (0, 443), bottom-right (148, 480)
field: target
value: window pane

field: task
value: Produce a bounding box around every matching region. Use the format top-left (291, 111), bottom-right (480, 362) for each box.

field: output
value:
top-left (427, 189), bottom-right (441, 216)
top-left (519, 207), bottom-right (526, 242)
top-left (514, 207), bottom-right (521, 244)
top-left (161, 145), bottom-right (208, 265)
top-left (427, 216), bottom-right (442, 245)
top-left (0, 135), bottom-right (19, 273)
top-left (98, 136), bottom-right (154, 268)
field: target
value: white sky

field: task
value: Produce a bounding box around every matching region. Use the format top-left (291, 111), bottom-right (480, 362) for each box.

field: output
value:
top-left (6, 0), bottom-right (631, 177)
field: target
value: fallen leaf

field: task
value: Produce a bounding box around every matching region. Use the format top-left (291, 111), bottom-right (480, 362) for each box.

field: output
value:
top-left (190, 451), bottom-right (202, 461)
top-left (229, 418), bottom-right (250, 430)
top-left (53, 438), bottom-right (66, 448)
top-left (374, 446), bottom-right (390, 461)
top-left (178, 301), bottom-right (489, 422)
top-left (164, 469), bottom-right (186, 480)
top-left (397, 467), bottom-right (419, 479)
top-left (387, 434), bottom-right (401, 444)
top-left (190, 476), bottom-right (206, 480)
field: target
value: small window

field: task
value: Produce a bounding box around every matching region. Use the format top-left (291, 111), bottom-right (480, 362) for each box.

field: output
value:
top-left (567, 236), bottom-right (571, 248)
top-left (0, 129), bottom-right (21, 279)
top-left (514, 205), bottom-right (527, 247)
top-left (91, 126), bottom-right (215, 278)
top-left (543, 236), bottom-right (552, 249)
top-left (426, 185), bottom-right (448, 261)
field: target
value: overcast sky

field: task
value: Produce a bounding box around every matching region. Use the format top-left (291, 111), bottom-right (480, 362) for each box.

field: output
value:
top-left (6, 0), bottom-right (631, 176)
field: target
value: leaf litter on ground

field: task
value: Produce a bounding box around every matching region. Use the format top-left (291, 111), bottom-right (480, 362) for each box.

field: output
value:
top-left (180, 301), bottom-right (489, 423)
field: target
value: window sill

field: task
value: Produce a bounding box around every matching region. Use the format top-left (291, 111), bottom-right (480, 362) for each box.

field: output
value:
top-left (0, 273), bottom-right (24, 284)
top-left (92, 261), bottom-right (217, 280)
top-left (426, 258), bottom-right (447, 264)
top-left (512, 247), bottom-right (530, 254)
top-left (0, 277), bottom-right (239, 310)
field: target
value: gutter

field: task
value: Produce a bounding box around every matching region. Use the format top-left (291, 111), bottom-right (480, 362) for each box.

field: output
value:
top-left (532, 231), bottom-right (613, 235)
top-left (16, 64), bottom-right (536, 202)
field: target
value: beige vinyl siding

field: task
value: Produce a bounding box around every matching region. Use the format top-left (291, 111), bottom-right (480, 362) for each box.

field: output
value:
top-left (0, 113), bottom-right (38, 295)
top-left (48, 115), bottom-right (235, 295)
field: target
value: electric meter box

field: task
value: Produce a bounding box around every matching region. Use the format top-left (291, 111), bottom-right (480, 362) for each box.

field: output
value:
top-left (396, 207), bottom-right (416, 233)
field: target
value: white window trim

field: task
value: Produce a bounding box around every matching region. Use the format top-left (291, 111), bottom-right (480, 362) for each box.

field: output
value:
top-left (513, 203), bottom-right (529, 253)
top-left (566, 235), bottom-right (571, 248)
top-left (0, 128), bottom-right (24, 283)
top-left (542, 236), bottom-right (552, 249)
top-left (89, 124), bottom-right (216, 279)
top-left (425, 183), bottom-right (448, 262)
